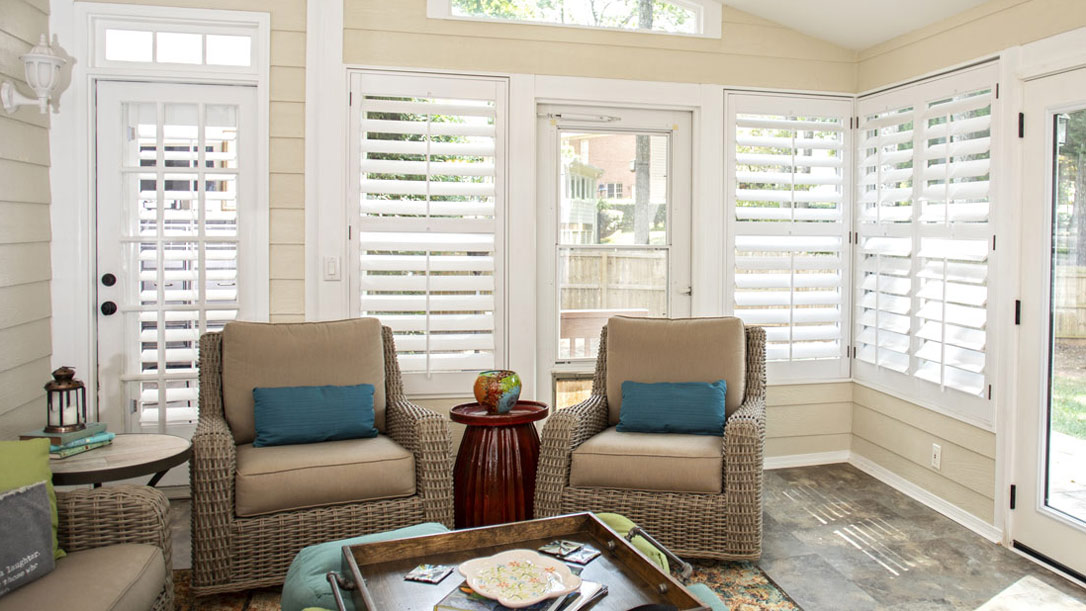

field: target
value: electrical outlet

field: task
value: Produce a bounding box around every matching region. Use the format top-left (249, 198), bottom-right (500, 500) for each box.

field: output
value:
top-left (931, 443), bottom-right (942, 470)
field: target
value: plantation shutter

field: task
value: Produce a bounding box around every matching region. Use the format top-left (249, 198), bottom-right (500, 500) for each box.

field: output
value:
top-left (727, 93), bottom-right (852, 379)
top-left (353, 73), bottom-right (505, 383)
top-left (854, 63), bottom-right (997, 422)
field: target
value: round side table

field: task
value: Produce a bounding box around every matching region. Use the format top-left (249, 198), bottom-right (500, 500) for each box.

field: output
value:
top-left (50, 433), bottom-right (192, 488)
top-left (450, 400), bottom-right (548, 529)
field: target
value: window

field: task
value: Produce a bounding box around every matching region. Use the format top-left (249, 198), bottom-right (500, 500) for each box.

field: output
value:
top-left (349, 72), bottom-right (507, 394)
top-left (600, 182), bottom-right (624, 199)
top-left (726, 93), bottom-right (852, 381)
top-left (427, 0), bottom-right (722, 38)
top-left (855, 63), bottom-right (998, 424)
top-left (91, 11), bottom-right (261, 72)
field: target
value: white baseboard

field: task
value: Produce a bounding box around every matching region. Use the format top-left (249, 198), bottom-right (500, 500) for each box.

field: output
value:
top-left (765, 450), bottom-right (851, 470)
top-left (848, 453), bottom-right (1003, 543)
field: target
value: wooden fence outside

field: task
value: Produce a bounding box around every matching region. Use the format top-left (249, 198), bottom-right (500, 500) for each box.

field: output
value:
top-left (1055, 267), bottom-right (1086, 338)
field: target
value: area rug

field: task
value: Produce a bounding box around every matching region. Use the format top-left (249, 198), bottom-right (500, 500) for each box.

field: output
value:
top-left (174, 561), bottom-right (800, 610)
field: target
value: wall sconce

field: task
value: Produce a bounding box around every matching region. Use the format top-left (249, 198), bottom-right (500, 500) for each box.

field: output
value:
top-left (1, 34), bottom-right (66, 115)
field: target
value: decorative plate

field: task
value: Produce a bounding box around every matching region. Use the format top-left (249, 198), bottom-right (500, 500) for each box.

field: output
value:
top-left (458, 549), bottom-right (583, 608)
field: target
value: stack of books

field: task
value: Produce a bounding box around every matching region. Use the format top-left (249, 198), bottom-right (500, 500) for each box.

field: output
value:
top-left (20, 422), bottom-right (115, 459)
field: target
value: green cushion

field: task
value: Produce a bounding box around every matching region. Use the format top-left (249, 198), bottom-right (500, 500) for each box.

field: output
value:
top-left (0, 439), bottom-right (63, 560)
top-left (593, 513), bottom-right (668, 573)
top-left (686, 583), bottom-right (727, 610)
top-left (281, 522), bottom-right (450, 611)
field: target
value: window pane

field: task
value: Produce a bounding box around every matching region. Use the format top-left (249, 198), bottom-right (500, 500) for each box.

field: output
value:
top-left (156, 32), bottom-right (202, 64)
top-left (206, 34), bottom-right (251, 66)
top-left (559, 131), bottom-right (668, 246)
top-left (105, 29), bottom-right (153, 62)
top-left (451, 0), bottom-right (699, 34)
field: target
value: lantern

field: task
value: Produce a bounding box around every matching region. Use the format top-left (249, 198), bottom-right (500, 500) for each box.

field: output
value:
top-left (1, 34), bottom-right (66, 115)
top-left (44, 366), bottom-right (87, 434)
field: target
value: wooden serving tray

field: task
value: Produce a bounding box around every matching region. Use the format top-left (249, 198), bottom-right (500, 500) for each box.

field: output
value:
top-left (340, 513), bottom-right (710, 610)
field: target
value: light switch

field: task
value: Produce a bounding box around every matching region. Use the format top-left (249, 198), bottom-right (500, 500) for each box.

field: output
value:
top-left (323, 256), bottom-right (341, 281)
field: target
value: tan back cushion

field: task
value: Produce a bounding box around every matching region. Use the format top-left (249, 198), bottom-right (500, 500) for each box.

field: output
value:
top-left (605, 316), bottom-right (746, 425)
top-left (221, 318), bottom-right (386, 445)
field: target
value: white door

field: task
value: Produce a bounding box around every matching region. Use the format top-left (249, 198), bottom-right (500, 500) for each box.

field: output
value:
top-left (537, 106), bottom-right (693, 402)
top-left (1014, 67), bottom-right (1086, 577)
top-left (95, 81), bottom-right (257, 440)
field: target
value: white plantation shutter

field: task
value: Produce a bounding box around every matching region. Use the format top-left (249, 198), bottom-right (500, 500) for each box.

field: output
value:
top-left (727, 93), bottom-right (852, 379)
top-left (854, 63), bottom-right (997, 424)
top-left (352, 73), bottom-right (506, 389)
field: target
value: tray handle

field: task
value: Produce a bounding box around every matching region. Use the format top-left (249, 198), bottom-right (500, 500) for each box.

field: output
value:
top-left (326, 570), bottom-right (357, 611)
top-left (626, 527), bottom-right (693, 580)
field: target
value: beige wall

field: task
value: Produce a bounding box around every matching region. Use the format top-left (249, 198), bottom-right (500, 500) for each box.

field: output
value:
top-left (343, 1), bottom-right (857, 92)
top-left (0, 0), bottom-right (53, 439)
top-left (858, 0), bottom-right (1086, 92)
top-left (80, 0), bottom-right (308, 323)
top-left (767, 382), bottom-right (852, 458)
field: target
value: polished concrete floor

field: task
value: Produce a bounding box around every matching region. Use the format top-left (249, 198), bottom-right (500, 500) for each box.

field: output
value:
top-left (169, 463), bottom-right (1086, 609)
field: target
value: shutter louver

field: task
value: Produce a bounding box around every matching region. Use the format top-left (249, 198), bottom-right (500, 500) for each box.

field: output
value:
top-left (357, 78), bottom-right (501, 376)
top-left (731, 103), bottom-right (849, 369)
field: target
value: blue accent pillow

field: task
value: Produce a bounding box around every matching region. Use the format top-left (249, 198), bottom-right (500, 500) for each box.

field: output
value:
top-left (617, 380), bottom-right (727, 436)
top-left (253, 384), bottom-right (378, 448)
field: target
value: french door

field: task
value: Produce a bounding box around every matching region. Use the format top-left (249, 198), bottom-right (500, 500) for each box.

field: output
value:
top-left (1014, 67), bottom-right (1086, 577)
top-left (95, 81), bottom-right (257, 439)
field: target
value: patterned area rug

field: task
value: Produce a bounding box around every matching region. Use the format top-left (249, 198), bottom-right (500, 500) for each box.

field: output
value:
top-left (174, 562), bottom-right (800, 610)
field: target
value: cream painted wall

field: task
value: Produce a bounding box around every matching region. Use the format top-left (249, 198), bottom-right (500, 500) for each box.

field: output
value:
top-left (79, 0), bottom-right (308, 324)
top-left (342, 1), bottom-right (857, 92)
top-left (857, 0), bottom-right (1086, 91)
top-left (0, 0), bottom-right (53, 439)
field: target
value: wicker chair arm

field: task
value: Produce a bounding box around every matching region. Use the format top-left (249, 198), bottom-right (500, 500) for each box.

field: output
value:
top-left (721, 395), bottom-right (765, 557)
top-left (386, 397), bottom-right (454, 527)
top-left (57, 485), bottom-right (172, 557)
top-left (533, 394), bottom-right (609, 517)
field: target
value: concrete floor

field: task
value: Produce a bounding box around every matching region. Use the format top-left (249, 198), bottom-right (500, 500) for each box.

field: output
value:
top-left (169, 463), bottom-right (1086, 609)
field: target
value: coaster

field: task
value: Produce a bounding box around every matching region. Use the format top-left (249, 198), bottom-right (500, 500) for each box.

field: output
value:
top-left (562, 545), bottom-right (601, 565)
top-left (405, 564), bottom-right (453, 584)
top-left (539, 540), bottom-right (583, 557)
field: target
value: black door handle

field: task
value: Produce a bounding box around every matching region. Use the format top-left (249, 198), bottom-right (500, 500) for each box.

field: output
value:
top-left (100, 301), bottom-right (118, 316)
top-left (101, 273), bottom-right (116, 286)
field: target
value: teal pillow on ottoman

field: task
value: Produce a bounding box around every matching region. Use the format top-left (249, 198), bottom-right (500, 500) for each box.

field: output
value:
top-left (253, 383), bottom-right (378, 447)
top-left (281, 522), bottom-right (450, 611)
top-left (617, 380), bottom-right (727, 436)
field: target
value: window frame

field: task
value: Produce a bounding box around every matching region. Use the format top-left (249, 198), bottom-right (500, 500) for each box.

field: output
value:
top-left (425, 0), bottom-right (722, 39)
top-left (346, 69), bottom-right (510, 396)
top-left (853, 62), bottom-right (1001, 429)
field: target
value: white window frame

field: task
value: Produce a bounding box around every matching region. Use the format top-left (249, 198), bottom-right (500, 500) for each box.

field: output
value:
top-left (346, 69), bottom-right (510, 396)
top-left (853, 62), bottom-right (1002, 429)
top-left (724, 91), bottom-right (854, 383)
top-left (90, 15), bottom-right (262, 74)
top-left (426, 0), bottom-right (722, 39)
top-left (50, 2), bottom-right (270, 419)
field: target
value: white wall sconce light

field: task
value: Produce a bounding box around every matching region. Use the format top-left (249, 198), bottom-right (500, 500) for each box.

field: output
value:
top-left (1, 34), bottom-right (67, 114)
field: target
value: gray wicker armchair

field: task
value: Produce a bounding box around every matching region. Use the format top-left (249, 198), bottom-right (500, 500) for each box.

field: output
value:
top-left (534, 316), bottom-right (766, 560)
top-left (191, 319), bottom-right (454, 595)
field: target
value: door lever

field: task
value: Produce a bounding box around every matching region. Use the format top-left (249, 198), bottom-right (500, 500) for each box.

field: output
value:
top-left (100, 301), bottom-right (118, 316)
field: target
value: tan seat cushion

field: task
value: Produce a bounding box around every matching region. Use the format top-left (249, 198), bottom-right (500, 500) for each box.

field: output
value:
top-left (235, 436), bottom-right (416, 517)
top-left (0, 544), bottom-right (165, 611)
top-left (569, 427), bottom-right (723, 494)
top-left (222, 318), bottom-right (386, 444)
top-left (606, 316), bottom-right (746, 425)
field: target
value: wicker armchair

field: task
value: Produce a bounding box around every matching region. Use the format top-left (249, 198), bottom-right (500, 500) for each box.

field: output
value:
top-left (534, 317), bottom-right (766, 560)
top-left (191, 320), bottom-right (454, 595)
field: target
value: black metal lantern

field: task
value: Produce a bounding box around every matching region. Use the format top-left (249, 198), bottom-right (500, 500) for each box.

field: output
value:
top-left (44, 366), bottom-right (86, 433)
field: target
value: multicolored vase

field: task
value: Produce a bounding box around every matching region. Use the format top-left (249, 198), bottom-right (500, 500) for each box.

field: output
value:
top-left (473, 370), bottom-right (522, 414)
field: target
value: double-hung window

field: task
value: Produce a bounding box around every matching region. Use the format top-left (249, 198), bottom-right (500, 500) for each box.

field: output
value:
top-left (349, 72), bottom-right (507, 394)
top-left (726, 93), bottom-right (853, 381)
top-left (855, 62), bottom-right (998, 425)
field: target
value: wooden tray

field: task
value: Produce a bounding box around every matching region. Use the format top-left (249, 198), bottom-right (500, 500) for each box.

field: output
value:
top-left (340, 513), bottom-right (710, 610)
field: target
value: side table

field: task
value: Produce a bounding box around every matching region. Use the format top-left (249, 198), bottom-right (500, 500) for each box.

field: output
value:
top-left (50, 433), bottom-right (192, 488)
top-left (450, 400), bottom-right (548, 529)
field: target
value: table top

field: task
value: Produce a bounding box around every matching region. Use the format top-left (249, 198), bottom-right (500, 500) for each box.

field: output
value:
top-left (50, 433), bottom-right (192, 486)
top-left (450, 400), bottom-right (549, 426)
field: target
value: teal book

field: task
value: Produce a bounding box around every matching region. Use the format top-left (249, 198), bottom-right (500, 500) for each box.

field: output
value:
top-left (21, 422), bottom-right (107, 446)
top-left (50, 439), bottom-right (112, 459)
top-left (51, 431), bottom-right (115, 452)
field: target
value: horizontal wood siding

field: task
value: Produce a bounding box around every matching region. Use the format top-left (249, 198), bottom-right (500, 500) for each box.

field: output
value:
top-left (0, 0), bottom-right (51, 440)
top-left (766, 382), bottom-right (853, 458)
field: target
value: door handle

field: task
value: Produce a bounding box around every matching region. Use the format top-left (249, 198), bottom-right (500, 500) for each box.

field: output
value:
top-left (101, 273), bottom-right (116, 287)
top-left (100, 301), bottom-right (118, 316)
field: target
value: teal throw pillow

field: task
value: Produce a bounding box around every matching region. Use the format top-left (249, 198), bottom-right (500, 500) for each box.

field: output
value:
top-left (617, 380), bottom-right (727, 436)
top-left (281, 522), bottom-right (450, 611)
top-left (0, 439), bottom-right (62, 560)
top-left (253, 383), bottom-right (378, 447)
top-left (0, 482), bottom-right (55, 598)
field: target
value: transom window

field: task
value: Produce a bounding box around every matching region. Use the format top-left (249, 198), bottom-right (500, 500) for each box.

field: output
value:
top-left (428, 0), bottom-right (721, 38)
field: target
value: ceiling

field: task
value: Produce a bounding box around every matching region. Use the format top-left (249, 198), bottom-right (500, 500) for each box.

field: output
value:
top-left (720, 0), bottom-right (993, 50)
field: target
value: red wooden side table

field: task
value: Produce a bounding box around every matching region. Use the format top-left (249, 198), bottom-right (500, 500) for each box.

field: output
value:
top-left (450, 400), bottom-right (549, 529)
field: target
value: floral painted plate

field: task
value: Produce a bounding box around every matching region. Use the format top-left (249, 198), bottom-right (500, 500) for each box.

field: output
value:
top-left (458, 549), bottom-right (583, 608)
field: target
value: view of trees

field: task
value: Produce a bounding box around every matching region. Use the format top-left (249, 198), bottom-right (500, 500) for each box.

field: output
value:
top-left (451, 0), bottom-right (696, 34)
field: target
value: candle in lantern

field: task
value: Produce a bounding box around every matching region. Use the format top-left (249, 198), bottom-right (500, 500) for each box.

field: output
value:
top-left (44, 366), bottom-right (86, 433)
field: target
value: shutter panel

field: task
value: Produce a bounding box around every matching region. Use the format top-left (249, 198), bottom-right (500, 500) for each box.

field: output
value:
top-left (356, 75), bottom-right (503, 376)
top-left (729, 96), bottom-right (850, 372)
